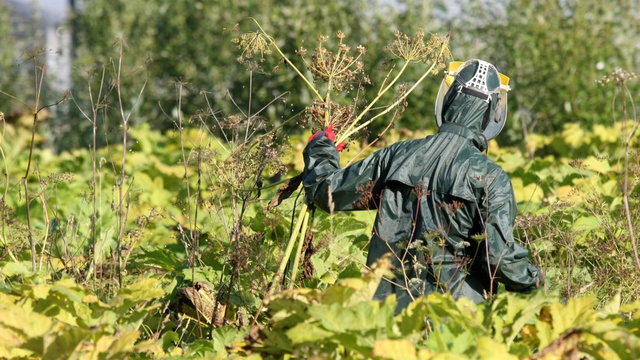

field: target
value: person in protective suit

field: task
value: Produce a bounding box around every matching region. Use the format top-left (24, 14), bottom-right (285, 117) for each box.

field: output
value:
top-left (303, 59), bottom-right (544, 311)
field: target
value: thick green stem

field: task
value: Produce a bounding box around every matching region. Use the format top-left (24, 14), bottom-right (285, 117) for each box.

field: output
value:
top-left (289, 209), bottom-right (311, 289)
top-left (338, 60), bottom-right (410, 140)
top-left (269, 202), bottom-right (308, 294)
top-left (338, 56), bottom-right (444, 143)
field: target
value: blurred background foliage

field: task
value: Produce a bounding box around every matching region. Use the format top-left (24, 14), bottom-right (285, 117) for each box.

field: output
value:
top-left (2, 2), bottom-right (640, 357)
top-left (1, 0), bottom-right (638, 151)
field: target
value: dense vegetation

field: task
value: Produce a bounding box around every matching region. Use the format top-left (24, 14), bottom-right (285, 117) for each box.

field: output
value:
top-left (1, 0), bottom-right (640, 358)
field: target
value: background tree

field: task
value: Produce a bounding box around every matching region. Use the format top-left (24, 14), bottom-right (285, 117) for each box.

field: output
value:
top-left (444, 0), bottom-right (640, 148)
top-left (0, 1), bottom-right (43, 119)
top-left (69, 0), bottom-right (447, 150)
top-left (1, 0), bottom-right (639, 150)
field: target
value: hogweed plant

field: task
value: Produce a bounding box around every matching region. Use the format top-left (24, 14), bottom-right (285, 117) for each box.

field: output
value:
top-left (599, 69), bottom-right (639, 270)
top-left (165, 73), bottom-right (293, 332)
top-left (599, 68), bottom-right (639, 299)
top-left (110, 39), bottom-right (149, 288)
top-left (232, 19), bottom-right (451, 296)
top-left (71, 63), bottom-right (109, 284)
top-left (513, 68), bottom-right (640, 304)
top-left (0, 48), bottom-right (68, 272)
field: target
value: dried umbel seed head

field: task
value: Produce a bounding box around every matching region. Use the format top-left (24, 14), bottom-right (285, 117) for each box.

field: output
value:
top-left (386, 30), bottom-right (450, 72)
top-left (295, 47), bottom-right (308, 57)
top-left (568, 159), bottom-right (587, 170)
top-left (232, 31), bottom-right (272, 63)
top-left (212, 130), bottom-right (287, 192)
top-left (598, 67), bottom-right (637, 86)
top-left (309, 45), bottom-right (360, 85)
top-left (293, 31), bottom-right (368, 93)
top-left (305, 101), bottom-right (354, 130)
top-left (354, 180), bottom-right (376, 209)
top-left (221, 115), bottom-right (244, 130)
top-left (23, 46), bottom-right (46, 60)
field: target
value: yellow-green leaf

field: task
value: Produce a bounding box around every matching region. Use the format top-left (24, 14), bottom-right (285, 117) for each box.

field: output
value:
top-left (476, 337), bottom-right (518, 360)
top-left (511, 177), bottom-right (543, 204)
top-left (2, 262), bottom-right (30, 277)
top-left (583, 156), bottom-right (611, 174)
top-left (372, 339), bottom-right (417, 360)
top-left (561, 122), bottom-right (588, 148)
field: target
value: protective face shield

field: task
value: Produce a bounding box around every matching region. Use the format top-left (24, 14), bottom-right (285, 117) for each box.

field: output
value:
top-left (435, 60), bottom-right (511, 140)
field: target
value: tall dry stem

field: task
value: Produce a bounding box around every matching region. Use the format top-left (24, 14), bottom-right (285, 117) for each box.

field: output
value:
top-left (111, 38), bottom-right (148, 286)
top-left (71, 65), bottom-right (109, 281)
top-left (0, 50), bottom-right (67, 271)
top-left (599, 68), bottom-right (639, 298)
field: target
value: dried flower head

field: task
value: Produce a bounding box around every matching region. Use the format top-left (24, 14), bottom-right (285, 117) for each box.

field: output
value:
top-left (568, 159), bottom-right (587, 170)
top-left (295, 47), bottom-right (308, 57)
top-left (598, 67), bottom-right (637, 86)
top-left (299, 32), bottom-right (368, 92)
top-left (338, 43), bottom-right (351, 52)
top-left (387, 29), bottom-right (451, 71)
top-left (305, 100), bottom-right (354, 130)
top-left (23, 46), bottom-right (47, 60)
top-left (213, 131), bottom-right (287, 192)
top-left (354, 181), bottom-right (377, 209)
top-left (221, 115), bottom-right (244, 130)
top-left (232, 31), bottom-right (272, 63)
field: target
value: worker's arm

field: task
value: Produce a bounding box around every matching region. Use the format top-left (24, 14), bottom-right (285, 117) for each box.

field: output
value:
top-left (302, 136), bottom-right (395, 212)
top-left (483, 169), bottom-right (544, 292)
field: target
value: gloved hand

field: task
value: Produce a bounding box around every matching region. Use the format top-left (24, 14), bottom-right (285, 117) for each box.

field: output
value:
top-left (308, 123), bottom-right (346, 151)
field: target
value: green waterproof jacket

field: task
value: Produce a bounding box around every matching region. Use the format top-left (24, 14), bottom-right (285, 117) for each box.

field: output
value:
top-left (303, 93), bottom-right (543, 310)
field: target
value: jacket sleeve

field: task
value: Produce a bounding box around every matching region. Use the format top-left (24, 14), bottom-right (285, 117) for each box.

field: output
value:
top-left (483, 169), bottom-right (544, 292)
top-left (302, 136), bottom-right (394, 212)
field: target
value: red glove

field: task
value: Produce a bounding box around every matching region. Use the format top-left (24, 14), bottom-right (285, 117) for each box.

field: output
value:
top-left (308, 123), bottom-right (346, 151)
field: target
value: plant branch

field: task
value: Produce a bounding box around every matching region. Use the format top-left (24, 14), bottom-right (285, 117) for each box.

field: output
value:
top-left (338, 40), bottom-right (449, 143)
top-left (250, 18), bottom-right (323, 101)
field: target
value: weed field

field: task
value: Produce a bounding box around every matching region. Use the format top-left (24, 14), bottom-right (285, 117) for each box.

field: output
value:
top-left (1, 20), bottom-right (640, 360)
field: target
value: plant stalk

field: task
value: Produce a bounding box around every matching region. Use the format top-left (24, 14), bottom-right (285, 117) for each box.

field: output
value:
top-left (289, 209), bottom-right (311, 289)
top-left (269, 202), bottom-right (308, 295)
top-left (338, 41), bottom-right (449, 143)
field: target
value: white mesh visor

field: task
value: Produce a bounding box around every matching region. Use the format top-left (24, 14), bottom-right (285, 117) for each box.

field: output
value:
top-left (435, 60), bottom-right (510, 141)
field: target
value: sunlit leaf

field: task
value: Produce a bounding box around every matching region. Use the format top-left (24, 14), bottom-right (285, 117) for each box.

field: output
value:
top-left (561, 122), bottom-right (588, 148)
top-left (511, 177), bottom-right (543, 204)
top-left (372, 339), bottom-right (417, 360)
top-left (107, 330), bottom-right (141, 356)
top-left (116, 278), bottom-right (165, 303)
top-left (583, 156), bottom-right (611, 174)
top-left (286, 322), bottom-right (333, 343)
top-left (592, 124), bottom-right (619, 144)
top-left (476, 337), bottom-right (518, 360)
top-left (40, 324), bottom-right (90, 359)
top-left (496, 150), bottom-right (527, 173)
top-left (573, 215), bottom-right (601, 236)
top-left (552, 185), bottom-right (583, 204)
top-left (1, 262), bottom-right (30, 277)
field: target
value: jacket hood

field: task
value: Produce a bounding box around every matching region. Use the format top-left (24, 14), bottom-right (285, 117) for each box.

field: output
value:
top-left (438, 91), bottom-right (491, 151)
top-left (441, 91), bottom-right (491, 134)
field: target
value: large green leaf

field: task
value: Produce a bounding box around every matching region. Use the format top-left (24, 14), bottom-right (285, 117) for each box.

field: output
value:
top-left (476, 337), bottom-right (518, 360)
top-left (1, 262), bottom-right (30, 277)
top-left (372, 338), bottom-right (418, 360)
